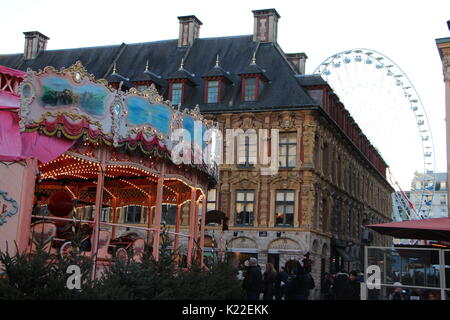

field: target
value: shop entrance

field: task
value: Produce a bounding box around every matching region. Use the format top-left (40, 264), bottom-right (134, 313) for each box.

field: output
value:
top-left (268, 253), bottom-right (280, 271)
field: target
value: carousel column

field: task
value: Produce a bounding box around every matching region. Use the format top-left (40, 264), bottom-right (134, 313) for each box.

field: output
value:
top-left (193, 196), bottom-right (200, 251)
top-left (111, 196), bottom-right (117, 239)
top-left (173, 198), bottom-right (181, 254)
top-left (152, 162), bottom-right (165, 261)
top-left (146, 195), bottom-right (153, 245)
top-left (199, 194), bottom-right (207, 268)
top-left (187, 187), bottom-right (197, 266)
top-left (91, 149), bottom-right (106, 281)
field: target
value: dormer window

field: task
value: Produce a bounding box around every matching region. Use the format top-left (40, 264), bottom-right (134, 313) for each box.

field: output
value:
top-left (206, 80), bottom-right (219, 103)
top-left (242, 76), bottom-right (266, 102)
top-left (202, 55), bottom-right (233, 104)
top-left (106, 63), bottom-right (134, 91)
top-left (243, 77), bottom-right (257, 101)
top-left (166, 58), bottom-right (197, 106)
top-left (238, 53), bottom-right (269, 102)
top-left (133, 60), bottom-right (166, 93)
top-left (170, 81), bottom-right (183, 105)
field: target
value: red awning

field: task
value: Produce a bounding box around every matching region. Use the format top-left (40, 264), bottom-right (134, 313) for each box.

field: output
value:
top-left (367, 218), bottom-right (450, 241)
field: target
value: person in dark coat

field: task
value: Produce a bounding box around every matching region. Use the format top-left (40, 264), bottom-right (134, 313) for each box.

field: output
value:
top-left (263, 263), bottom-right (277, 300)
top-left (334, 270), bottom-right (349, 300)
top-left (242, 257), bottom-right (263, 300)
top-left (275, 266), bottom-right (289, 300)
top-left (345, 270), bottom-right (361, 300)
top-left (285, 265), bottom-right (315, 300)
top-left (302, 252), bottom-right (313, 273)
top-left (321, 272), bottom-right (335, 300)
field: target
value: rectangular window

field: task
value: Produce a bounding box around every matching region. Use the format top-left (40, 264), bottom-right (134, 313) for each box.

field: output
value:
top-left (275, 190), bottom-right (295, 227)
top-left (243, 78), bottom-right (257, 101)
top-left (237, 134), bottom-right (257, 166)
top-left (235, 190), bottom-right (255, 226)
top-left (279, 132), bottom-right (297, 168)
top-left (125, 205), bottom-right (142, 224)
top-left (171, 82), bottom-right (183, 105)
top-left (207, 189), bottom-right (217, 211)
top-left (207, 80), bottom-right (219, 103)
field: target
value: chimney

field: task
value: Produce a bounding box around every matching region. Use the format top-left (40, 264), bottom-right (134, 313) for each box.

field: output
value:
top-left (177, 15), bottom-right (202, 47)
top-left (252, 8), bottom-right (280, 43)
top-left (23, 31), bottom-right (49, 60)
top-left (286, 52), bottom-right (308, 75)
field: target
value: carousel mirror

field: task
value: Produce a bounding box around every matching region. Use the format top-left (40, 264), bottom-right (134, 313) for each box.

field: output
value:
top-left (74, 72), bottom-right (82, 82)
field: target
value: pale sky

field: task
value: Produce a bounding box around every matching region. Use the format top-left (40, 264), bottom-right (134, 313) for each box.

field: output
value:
top-left (1, 0), bottom-right (449, 190)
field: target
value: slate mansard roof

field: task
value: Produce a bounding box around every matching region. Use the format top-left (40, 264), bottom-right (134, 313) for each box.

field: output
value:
top-left (0, 35), bottom-right (317, 113)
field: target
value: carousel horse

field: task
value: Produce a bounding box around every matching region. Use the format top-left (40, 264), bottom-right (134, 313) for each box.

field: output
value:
top-left (109, 233), bottom-right (146, 263)
top-left (60, 227), bottom-right (111, 260)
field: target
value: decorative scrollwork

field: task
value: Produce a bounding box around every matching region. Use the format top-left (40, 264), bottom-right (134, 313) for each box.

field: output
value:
top-left (110, 95), bottom-right (125, 147)
top-left (0, 190), bottom-right (19, 226)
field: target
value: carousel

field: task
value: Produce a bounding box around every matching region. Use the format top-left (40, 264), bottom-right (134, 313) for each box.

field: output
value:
top-left (0, 62), bottom-right (218, 276)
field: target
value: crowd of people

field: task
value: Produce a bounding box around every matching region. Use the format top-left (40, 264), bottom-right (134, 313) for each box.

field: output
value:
top-left (239, 253), bottom-right (367, 300)
top-left (238, 256), bottom-right (445, 300)
top-left (320, 270), bottom-right (362, 300)
top-left (240, 253), bottom-right (316, 300)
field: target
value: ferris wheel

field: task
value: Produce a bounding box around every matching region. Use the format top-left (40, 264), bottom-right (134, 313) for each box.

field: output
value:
top-left (313, 48), bottom-right (436, 220)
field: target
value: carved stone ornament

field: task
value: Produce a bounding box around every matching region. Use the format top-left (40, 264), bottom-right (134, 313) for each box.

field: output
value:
top-left (0, 190), bottom-right (19, 226)
top-left (269, 238), bottom-right (299, 250)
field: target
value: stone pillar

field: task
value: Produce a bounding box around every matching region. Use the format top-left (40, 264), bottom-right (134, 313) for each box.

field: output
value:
top-left (436, 38), bottom-right (450, 216)
top-left (301, 115), bottom-right (316, 169)
top-left (258, 249), bottom-right (268, 269)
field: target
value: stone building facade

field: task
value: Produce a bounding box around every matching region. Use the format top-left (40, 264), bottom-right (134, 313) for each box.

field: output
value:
top-left (203, 99), bottom-right (393, 297)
